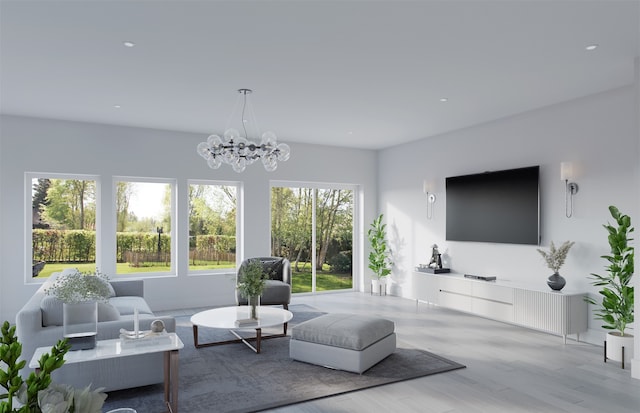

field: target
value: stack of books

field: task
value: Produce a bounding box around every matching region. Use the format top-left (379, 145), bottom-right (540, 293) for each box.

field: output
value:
top-left (235, 318), bottom-right (259, 327)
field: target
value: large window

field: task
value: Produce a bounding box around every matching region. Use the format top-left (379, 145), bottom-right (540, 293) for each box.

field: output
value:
top-left (115, 179), bottom-right (174, 275)
top-left (271, 185), bottom-right (354, 293)
top-left (188, 181), bottom-right (238, 273)
top-left (30, 175), bottom-right (97, 278)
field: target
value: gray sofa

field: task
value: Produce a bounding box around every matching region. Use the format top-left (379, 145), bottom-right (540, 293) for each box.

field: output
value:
top-left (16, 271), bottom-right (176, 392)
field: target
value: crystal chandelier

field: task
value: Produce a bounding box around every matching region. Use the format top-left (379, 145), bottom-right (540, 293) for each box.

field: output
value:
top-left (197, 89), bottom-right (290, 173)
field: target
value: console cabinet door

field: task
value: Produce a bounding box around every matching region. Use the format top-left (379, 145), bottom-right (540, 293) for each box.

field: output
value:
top-left (413, 273), bottom-right (439, 304)
top-left (438, 277), bottom-right (472, 312)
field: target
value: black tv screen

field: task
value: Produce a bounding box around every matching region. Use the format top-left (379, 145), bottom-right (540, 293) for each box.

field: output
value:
top-left (446, 166), bottom-right (540, 245)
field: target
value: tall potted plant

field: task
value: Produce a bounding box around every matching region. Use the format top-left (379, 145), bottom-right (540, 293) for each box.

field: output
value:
top-left (586, 205), bottom-right (634, 366)
top-left (367, 214), bottom-right (393, 294)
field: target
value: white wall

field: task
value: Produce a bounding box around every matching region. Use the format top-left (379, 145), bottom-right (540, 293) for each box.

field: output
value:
top-left (633, 57), bottom-right (640, 380)
top-left (379, 86), bottom-right (638, 349)
top-left (0, 115), bottom-right (377, 321)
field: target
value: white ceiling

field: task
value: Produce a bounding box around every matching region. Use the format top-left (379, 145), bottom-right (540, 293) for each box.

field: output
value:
top-left (1, 1), bottom-right (639, 150)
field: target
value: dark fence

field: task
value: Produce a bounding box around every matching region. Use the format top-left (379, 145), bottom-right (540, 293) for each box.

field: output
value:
top-left (32, 229), bottom-right (236, 264)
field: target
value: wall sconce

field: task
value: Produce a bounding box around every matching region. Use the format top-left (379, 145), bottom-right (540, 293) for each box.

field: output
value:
top-left (561, 162), bottom-right (579, 218)
top-left (423, 180), bottom-right (436, 220)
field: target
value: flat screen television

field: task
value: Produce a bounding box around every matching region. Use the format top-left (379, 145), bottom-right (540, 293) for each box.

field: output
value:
top-left (445, 166), bottom-right (540, 245)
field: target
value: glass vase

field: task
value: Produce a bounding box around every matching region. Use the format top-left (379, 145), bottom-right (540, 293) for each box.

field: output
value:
top-left (248, 295), bottom-right (260, 320)
top-left (63, 301), bottom-right (98, 350)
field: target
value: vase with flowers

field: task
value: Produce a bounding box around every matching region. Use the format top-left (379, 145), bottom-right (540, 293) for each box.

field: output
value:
top-left (45, 269), bottom-right (111, 350)
top-left (537, 240), bottom-right (575, 291)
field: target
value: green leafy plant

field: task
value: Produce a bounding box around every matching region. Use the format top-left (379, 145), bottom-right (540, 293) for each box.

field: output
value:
top-left (367, 214), bottom-right (393, 280)
top-left (0, 321), bottom-right (69, 413)
top-left (237, 260), bottom-right (266, 299)
top-left (0, 321), bottom-right (106, 413)
top-left (536, 240), bottom-right (575, 273)
top-left (45, 269), bottom-right (110, 304)
top-left (586, 206), bottom-right (634, 336)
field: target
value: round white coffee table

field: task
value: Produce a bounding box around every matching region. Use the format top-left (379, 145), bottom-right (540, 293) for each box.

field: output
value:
top-left (191, 306), bottom-right (293, 353)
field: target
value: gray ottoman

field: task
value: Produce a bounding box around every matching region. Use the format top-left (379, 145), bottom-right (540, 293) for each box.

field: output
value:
top-left (289, 313), bottom-right (396, 374)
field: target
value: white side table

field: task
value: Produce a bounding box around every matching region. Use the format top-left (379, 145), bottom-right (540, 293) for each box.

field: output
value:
top-left (30, 333), bottom-right (183, 413)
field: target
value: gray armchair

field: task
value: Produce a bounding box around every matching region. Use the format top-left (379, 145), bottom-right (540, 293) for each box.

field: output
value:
top-left (236, 257), bottom-right (292, 310)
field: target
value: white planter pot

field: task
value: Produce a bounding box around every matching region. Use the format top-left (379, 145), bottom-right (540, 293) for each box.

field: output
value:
top-left (606, 331), bottom-right (634, 365)
top-left (370, 278), bottom-right (387, 295)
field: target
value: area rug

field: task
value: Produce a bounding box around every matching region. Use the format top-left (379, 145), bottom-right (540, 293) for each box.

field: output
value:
top-left (102, 304), bottom-right (465, 413)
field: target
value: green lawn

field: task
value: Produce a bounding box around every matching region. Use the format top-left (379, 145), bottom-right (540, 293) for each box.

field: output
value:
top-left (36, 262), bottom-right (352, 293)
top-left (36, 261), bottom-right (235, 278)
top-left (291, 271), bottom-right (353, 293)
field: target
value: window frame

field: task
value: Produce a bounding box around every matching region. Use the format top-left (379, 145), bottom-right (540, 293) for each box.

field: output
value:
top-left (25, 172), bottom-right (100, 284)
top-left (112, 177), bottom-right (177, 277)
top-left (187, 179), bottom-right (242, 276)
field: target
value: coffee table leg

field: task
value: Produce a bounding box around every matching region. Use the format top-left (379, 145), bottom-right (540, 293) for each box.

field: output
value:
top-left (256, 328), bottom-right (262, 353)
top-left (193, 324), bottom-right (199, 348)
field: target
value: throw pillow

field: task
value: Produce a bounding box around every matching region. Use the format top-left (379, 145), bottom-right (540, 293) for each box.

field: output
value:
top-left (98, 302), bottom-right (120, 322)
top-left (40, 295), bottom-right (64, 326)
top-left (40, 297), bottom-right (120, 325)
top-left (106, 282), bottom-right (117, 297)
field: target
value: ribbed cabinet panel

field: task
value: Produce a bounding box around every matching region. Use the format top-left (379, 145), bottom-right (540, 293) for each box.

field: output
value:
top-left (513, 289), bottom-right (587, 336)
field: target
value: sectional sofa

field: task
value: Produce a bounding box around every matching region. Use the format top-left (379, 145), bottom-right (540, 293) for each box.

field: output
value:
top-left (16, 270), bottom-right (176, 392)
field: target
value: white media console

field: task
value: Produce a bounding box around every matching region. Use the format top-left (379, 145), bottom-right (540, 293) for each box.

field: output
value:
top-left (413, 272), bottom-right (588, 343)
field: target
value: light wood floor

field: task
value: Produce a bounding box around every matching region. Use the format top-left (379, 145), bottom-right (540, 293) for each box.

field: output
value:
top-left (265, 292), bottom-right (640, 413)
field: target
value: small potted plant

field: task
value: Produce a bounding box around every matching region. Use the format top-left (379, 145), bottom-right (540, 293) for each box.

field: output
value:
top-left (586, 205), bottom-right (634, 366)
top-left (537, 240), bottom-right (575, 291)
top-left (45, 269), bottom-right (111, 350)
top-left (237, 260), bottom-right (266, 320)
top-left (367, 214), bottom-right (393, 295)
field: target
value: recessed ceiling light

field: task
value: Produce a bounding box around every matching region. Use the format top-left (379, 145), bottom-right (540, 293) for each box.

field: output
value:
top-left (113, 105), bottom-right (121, 109)
top-left (123, 41), bottom-right (136, 48)
top-left (585, 44), bottom-right (598, 51)
top-left (439, 98), bottom-right (448, 102)
top-left (347, 131), bottom-right (353, 135)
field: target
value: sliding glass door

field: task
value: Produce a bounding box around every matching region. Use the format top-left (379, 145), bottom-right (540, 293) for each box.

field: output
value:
top-left (271, 185), bottom-right (354, 293)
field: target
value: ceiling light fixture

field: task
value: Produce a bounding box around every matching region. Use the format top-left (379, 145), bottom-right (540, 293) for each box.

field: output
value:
top-left (123, 41), bottom-right (136, 48)
top-left (439, 98), bottom-right (448, 102)
top-left (585, 44), bottom-right (598, 51)
top-left (197, 89), bottom-right (290, 173)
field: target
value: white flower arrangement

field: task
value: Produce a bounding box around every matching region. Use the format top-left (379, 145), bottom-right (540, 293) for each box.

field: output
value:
top-left (45, 269), bottom-right (111, 304)
top-left (537, 241), bottom-right (575, 273)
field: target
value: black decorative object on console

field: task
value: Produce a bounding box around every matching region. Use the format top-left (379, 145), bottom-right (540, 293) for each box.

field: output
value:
top-left (547, 273), bottom-right (566, 291)
top-left (464, 274), bottom-right (497, 281)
